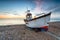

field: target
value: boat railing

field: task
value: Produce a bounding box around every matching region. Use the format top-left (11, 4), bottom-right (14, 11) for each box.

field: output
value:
top-left (35, 13), bottom-right (46, 17)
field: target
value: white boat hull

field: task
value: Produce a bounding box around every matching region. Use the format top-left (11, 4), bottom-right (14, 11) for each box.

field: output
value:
top-left (24, 12), bottom-right (51, 30)
top-left (26, 15), bottom-right (50, 28)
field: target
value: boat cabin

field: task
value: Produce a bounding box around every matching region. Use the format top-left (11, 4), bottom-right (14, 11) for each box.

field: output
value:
top-left (26, 10), bottom-right (32, 20)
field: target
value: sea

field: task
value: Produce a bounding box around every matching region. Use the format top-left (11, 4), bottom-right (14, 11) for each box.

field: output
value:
top-left (0, 18), bottom-right (60, 26)
top-left (0, 18), bottom-right (25, 26)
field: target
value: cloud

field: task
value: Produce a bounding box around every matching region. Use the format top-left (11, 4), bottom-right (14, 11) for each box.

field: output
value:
top-left (33, 0), bottom-right (42, 13)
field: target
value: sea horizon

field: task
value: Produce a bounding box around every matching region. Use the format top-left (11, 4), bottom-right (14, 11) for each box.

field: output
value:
top-left (0, 18), bottom-right (60, 26)
top-left (0, 18), bottom-right (25, 26)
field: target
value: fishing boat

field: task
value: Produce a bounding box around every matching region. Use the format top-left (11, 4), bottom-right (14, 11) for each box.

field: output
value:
top-left (24, 10), bottom-right (51, 31)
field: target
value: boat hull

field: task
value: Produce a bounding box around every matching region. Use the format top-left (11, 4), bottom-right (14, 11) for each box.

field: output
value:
top-left (24, 12), bottom-right (51, 31)
top-left (25, 15), bottom-right (50, 28)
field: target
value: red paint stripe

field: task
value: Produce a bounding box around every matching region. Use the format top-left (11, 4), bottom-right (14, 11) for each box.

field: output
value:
top-left (41, 26), bottom-right (48, 29)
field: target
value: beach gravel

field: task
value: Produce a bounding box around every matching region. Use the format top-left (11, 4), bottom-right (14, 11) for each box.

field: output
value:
top-left (0, 22), bottom-right (59, 40)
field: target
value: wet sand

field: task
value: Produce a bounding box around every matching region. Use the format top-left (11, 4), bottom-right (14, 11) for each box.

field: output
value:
top-left (0, 22), bottom-right (60, 40)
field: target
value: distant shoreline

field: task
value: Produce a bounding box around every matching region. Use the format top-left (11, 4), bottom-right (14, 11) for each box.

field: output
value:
top-left (49, 21), bottom-right (60, 23)
top-left (0, 24), bottom-right (25, 26)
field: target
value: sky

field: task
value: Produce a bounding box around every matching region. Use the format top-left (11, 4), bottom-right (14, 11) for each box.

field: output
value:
top-left (0, 0), bottom-right (60, 21)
